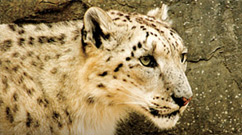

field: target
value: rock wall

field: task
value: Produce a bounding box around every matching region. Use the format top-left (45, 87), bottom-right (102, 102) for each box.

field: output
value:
top-left (0, 0), bottom-right (241, 134)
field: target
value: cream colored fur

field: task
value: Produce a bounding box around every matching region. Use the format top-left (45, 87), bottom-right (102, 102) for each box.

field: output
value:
top-left (0, 5), bottom-right (192, 135)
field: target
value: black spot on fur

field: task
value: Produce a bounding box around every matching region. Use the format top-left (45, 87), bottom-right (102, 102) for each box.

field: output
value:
top-left (12, 52), bottom-right (19, 57)
top-left (55, 54), bottom-right (61, 59)
top-left (13, 93), bottom-right (18, 101)
top-left (132, 46), bottom-right (137, 51)
top-left (117, 12), bottom-right (123, 16)
top-left (114, 63), bottom-right (123, 72)
top-left (106, 94), bottom-right (113, 98)
top-left (31, 61), bottom-right (37, 67)
top-left (0, 40), bottom-right (12, 52)
top-left (98, 71), bottom-right (108, 77)
top-left (52, 111), bottom-right (63, 128)
top-left (131, 52), bottom-right (134, 57)
top-left (125, 57), bottom-right (131, 61)
top-left (87, 96), bottom-right (95, 104)
top-left (26, 88), bottom-right (33, 96)
top-left (46, 23), bottom-right (53, 28)
top-left (52, 111), bottom-right (60, 119)
top-left (138, 42), bottom-right (142, 48)
top-left (44, 55), bottom-right (51, 61)
top-left (13, 104), bottom-right (18, 113)
top-left (38, 36), bottom-right (47, 44)
top-left (36, 55), bottom-right (41, 60)
top-left (73, 34), bottom-right (80, 41)
top-left (113, 17), bottom-right (120, 21)
top-left (28, 36), bottom-right (34, 45)
top-left (58, 122), bottom-right (63, 128)
top-left (37, 97), bottom-right (49, 108)
top-left (97, 83), bottom-right (105, 88)
top-left (34, 121), bottom-right (40, 128)
top-left (50, 68), bottom-right (57, 74)
top-left (65, 109), bottom-right (70, 116)
top-left (50, 126), bottom-right (54, 133)
top-left (125, 15), bottom-right (131, 21)
top-left (58, 34), bottom-right (66, 44)
top-left (170, 31), bottom-right (174, 36)
top-left (146, 32), bottom-right (149, 38)
top-left (6, 107), bottom-right (14, 123)
top-left (8, 24), bottom-right (16, 31)
top-left (2, 76), bottom-right (9, 91)
top-left (151, 24), bottom-right (156, 27)
top-left (18, 29), bottom-right (25, 35)
top-left (20, 55), bottom-right (27, 60)
top-left (159, 73), bottom-right (162, 78)
top-left (47, 37), bottom-right (55, 43)
top-left (131, 26), bottom-right (136, 29)
top-left (26, 112), bottom-right (32, 127)
top-left (18, 38), bottom-right (25, 46)
top-left (106, 56), bottom-right (111, 62)
top-left (65, 109), bottom-right (72, 124)
top-left (27, 51), bottom-right (34, 57)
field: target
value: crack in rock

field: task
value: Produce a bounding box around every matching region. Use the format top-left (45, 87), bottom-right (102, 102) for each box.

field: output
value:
top-left (188, 46), bottom-right (223, 63)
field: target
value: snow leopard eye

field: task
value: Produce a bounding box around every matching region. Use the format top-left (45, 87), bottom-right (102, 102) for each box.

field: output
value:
top-left (181, 53), bottom-right (187, 63)
top-left (139, 55), bottom-right (157, 67)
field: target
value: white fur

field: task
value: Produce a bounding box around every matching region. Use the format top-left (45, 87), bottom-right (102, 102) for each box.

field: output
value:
top-left (147, 4), bottom-right (172, 25)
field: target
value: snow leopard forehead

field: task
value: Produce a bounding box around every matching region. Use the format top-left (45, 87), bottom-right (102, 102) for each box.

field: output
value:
top-left (106, 9), bottom-right (186, 59)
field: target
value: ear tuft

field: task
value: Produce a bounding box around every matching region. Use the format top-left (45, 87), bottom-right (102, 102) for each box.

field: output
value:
top-left (147, 4), bottom-right (172, 24)
top-left (83, 7), bottom-right (113, 48)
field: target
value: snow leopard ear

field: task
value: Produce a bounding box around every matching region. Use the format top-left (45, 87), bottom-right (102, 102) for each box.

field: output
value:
top-left (83, 7), bottom-right (113, 49)
top-left (147, 4), bottom-right (172, 25)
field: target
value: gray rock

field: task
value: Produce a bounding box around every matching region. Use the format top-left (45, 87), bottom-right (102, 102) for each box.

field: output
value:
top-left (0, 0), bottom-right (241, 134)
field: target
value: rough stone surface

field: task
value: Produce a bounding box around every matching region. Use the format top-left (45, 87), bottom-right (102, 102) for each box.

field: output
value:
top-left (0, 0), bottom-right (241, 135)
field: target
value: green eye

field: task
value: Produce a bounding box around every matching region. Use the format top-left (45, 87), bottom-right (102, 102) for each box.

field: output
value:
top-left (140, 56), bottom-right (151, 66)
top-left (139, 55), bottom-right (157, 67)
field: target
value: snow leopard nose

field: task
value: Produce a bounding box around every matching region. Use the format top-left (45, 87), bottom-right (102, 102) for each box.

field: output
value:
top-left (171, 94), bottom-right (192, 107)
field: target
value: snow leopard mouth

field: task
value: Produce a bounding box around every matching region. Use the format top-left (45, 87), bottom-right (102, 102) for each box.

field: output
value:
top-left (141, 106), bottom-right (180, 118)
top-left (148, 108), bottom-right (179, 118)
top-left (141, 95), bottom-right (191, 118)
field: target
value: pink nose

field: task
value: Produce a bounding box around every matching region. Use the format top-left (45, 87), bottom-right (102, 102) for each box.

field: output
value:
top-left (172, 95), bottom-right (192, 107)
top-left (182, 97), bottom-right (192, 106)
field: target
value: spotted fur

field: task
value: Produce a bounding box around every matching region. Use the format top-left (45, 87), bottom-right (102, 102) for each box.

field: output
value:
top-left (0, 5), bottom-right (192, 135)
